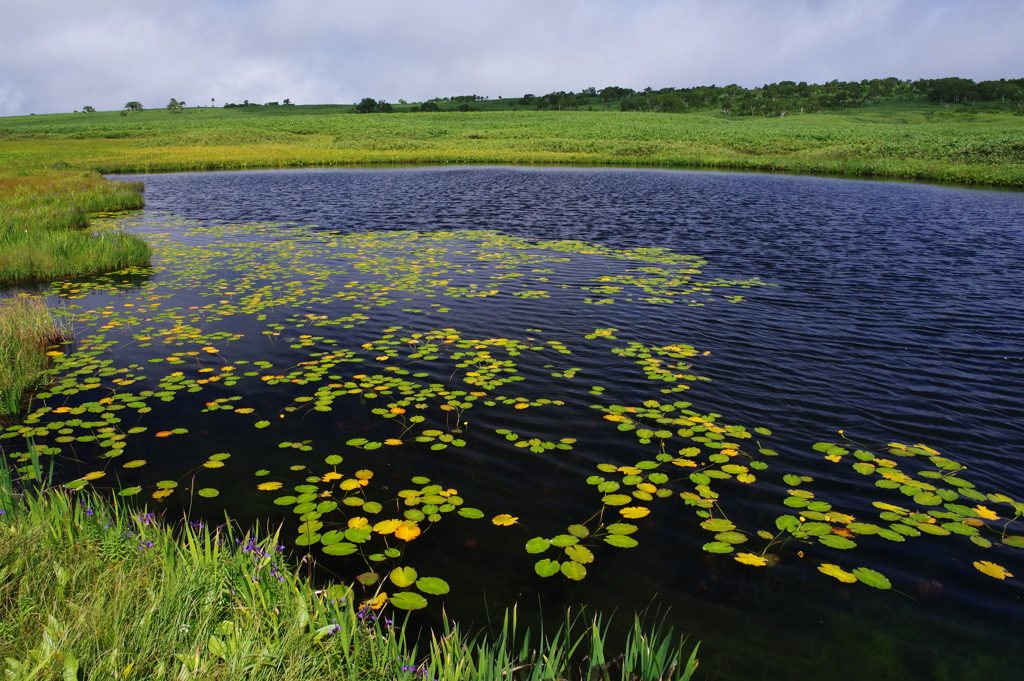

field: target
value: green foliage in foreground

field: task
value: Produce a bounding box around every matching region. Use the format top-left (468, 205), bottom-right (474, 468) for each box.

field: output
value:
top-left (0, 469), bottom-right (700, 680)
top-left (1, 102), bottom-right (1022, 187)
top-left (0, 297), bottom-right (64, 417)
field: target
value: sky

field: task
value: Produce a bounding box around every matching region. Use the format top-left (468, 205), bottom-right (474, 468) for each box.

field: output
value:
top-left (1, 0), bottom-right (1022, 116)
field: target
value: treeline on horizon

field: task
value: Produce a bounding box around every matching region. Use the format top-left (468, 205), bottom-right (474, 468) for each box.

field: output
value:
top-left (348, 76), bottom-right (1024, 117)
top-left (17, 75), bottom-right (1024, 119)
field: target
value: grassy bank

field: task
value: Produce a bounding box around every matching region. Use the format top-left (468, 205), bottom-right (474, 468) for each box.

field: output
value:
top-left (0, 158), bottom-right (151, 419)
top-left (0, 297), bottom-right (65, 418)
top-left (1, 102), bottom-right (1022, 188)
top-left (0, 473), bottom-right (700, 680)
top-left (0, 169), bottom-right (150, 284)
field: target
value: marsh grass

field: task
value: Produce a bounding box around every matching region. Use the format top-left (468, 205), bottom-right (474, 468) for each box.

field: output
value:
top-left (0, 227), bottom-right (152, 284)
top-left (0, 297), bottom-right (65, 418)
top-left (0, 169), bottom-right (149, 284)
top-left (0, 466), bottom-right (701, 681)
top-left (2, 104), bottom-right (1023, 187)
top-left (0, 168), bottom-right (149, 416)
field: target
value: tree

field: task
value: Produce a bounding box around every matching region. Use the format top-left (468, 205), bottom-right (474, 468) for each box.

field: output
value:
top-left (166, 98), bottom-right (185, 112)
top-left (355, 98), bottom-right (379, 113)
top-left (420, 101), bottom-right (440, 112)
top-left (123, 101), bottom-right (143, 113)
top-left (353, 98), bottom-right (393, 113)
top-left (82, 105), bottom-right (95, 114)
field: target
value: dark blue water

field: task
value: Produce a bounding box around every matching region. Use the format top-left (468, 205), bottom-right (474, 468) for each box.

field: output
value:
top-left (102, 166), bottom-right (1024, 680)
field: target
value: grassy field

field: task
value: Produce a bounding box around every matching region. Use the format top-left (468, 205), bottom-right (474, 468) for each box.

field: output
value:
top-left (1, 101), bottom-right (1022, 187)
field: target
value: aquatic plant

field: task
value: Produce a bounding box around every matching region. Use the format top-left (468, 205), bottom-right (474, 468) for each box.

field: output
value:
top-left (1, 222), bottom-right (1019, 617)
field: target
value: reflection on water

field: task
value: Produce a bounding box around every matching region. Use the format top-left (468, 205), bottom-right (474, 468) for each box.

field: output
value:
top-left (36, 167), bottom-right (1024, 679)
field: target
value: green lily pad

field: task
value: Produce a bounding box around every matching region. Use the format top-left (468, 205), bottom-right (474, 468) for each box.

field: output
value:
top-left (604, 534), bottom-right (639, 548)
top-left (526, 537), bottom-right (551, 554)
top-left (852, 567), bottom-right (891, 589)
top-left (535, 559), bottom-right (560, 577)
top-left (560, 561), bottom-right (587, 580)
top-left (390, 567), bottom-right (418, 588)
top-left (390, 592), bottom-right (428, 610)
top-left (416, 577), bottom-right (450, 595)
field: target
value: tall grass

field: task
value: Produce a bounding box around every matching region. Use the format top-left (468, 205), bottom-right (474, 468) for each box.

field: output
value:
top-left (0, 169), bottom-right (149, 417)
top-left (0, 464), bottom-right (702, 680)
top-left (0, 169), bottom-right (150, 284)
top-left (0, 228), bottom-right (152, 283)
top-left (0, 296), bottom-right (64, 417)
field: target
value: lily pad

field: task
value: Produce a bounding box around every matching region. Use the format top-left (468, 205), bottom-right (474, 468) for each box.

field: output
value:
top-left (852, 567), bottom-right (891, 589)
top-left (390, 592), bottom-right (428, 610)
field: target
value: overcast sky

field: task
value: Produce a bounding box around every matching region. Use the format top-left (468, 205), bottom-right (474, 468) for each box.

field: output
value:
top-left (2, 0), bottom-right (1022, 116)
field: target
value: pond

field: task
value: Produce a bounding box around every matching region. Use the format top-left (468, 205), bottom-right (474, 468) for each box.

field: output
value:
top-left (8, 166), bottom-right (1024, 680)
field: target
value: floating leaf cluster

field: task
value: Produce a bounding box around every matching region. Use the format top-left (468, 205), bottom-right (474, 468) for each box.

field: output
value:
top-left (2, 218), bottom-right (1019, 611)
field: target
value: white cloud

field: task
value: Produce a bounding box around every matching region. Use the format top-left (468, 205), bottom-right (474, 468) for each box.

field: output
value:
top-left (1, 0), bottom-right (1021, 115)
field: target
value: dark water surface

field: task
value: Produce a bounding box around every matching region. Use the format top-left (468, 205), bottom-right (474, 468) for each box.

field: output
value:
top-left (89, 166), bottom-right (1023, 679)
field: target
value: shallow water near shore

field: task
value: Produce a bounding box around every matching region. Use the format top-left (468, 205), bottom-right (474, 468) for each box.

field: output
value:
top-left (13, 166), bottom-right (1024, 679)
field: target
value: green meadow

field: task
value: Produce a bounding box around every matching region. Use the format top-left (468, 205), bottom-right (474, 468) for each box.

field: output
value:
top-left (2, 102), bottom-right (1023, 186)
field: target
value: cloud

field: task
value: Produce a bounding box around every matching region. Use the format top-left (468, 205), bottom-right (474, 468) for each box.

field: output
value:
top-left (1, 0), bottom-right (1022, 115)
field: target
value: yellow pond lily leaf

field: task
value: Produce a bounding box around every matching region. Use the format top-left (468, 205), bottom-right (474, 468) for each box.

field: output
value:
top-left (322, 472), bottom-right (343, 482)
top-left (81, 471), bottom-right (106, 481)
top-left (373, 519), bottom-right (402, 534)
top-left (974, 561), bottom-right (1013, 580)
top-left (973, 506), bottom-right (999, 521)
top-left (619, 507), bottom-right (650, 519)
top-left (257, 481), bottom-right (283, 491)
top-left (384, 438), bottom-right (403, 445)
top-left (395, 524), bottom-right (421, 541)
top-left (818, 563), bottom-right (857, 583)
top-left (492, 514), bottom-right (518, 526)
top-left (152, 489), bottom-right (173, 499)
top-left (734, 553), bottom-right (768, 567)
top-left (348, 517), bottom-right (369, 529)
